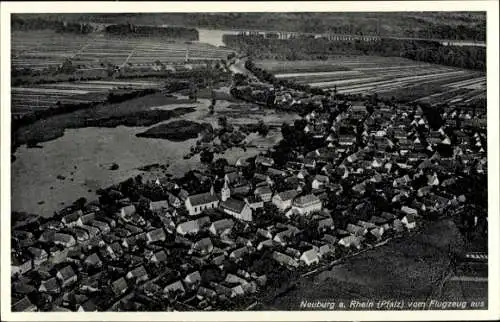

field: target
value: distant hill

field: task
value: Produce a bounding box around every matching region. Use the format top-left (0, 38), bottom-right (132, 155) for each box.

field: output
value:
top-left (13, 12), bottom-right (486, 41)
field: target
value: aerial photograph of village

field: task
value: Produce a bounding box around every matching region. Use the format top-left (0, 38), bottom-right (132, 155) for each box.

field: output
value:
top-left (9, 11), bottom-right (488, 312)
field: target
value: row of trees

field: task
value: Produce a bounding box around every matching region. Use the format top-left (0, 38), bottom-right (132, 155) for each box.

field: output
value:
top-left (224, 35), bottom-right (486, 71)
top-left (105, 23), bottom-right (199, 40)
top-left (12, 16), bottom-right (95, 34)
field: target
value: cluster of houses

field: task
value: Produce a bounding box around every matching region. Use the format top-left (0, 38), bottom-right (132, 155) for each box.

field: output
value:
top-left (11, 75), bottom-right (486, 312)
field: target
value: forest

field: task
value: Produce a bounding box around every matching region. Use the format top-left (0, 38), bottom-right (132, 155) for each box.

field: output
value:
top-left (11, 15), bottom-right (95, 34)
top-left (19, 12), bottom-right (486, 42)
top-left (105, 24), bottom-right (199, 40)
top-left (224, 35), bottom-right (486, 71)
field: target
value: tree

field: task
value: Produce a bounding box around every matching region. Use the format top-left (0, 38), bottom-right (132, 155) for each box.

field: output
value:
top-left (211, 158), bottom-right (229, 177)
top-left (73, 197), bottom-right (87, 209)
top-left (200, 149), bottom-right (214, 164)
top-left (257, 120), bottom-right (269, 136)
top-left (233, 73), bottom-right (248, 86)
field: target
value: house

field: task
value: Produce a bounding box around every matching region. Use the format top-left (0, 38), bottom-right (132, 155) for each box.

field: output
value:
top-left (401, 206), bottom-right (418, 216)
top-left (150, 250), bottom-right (168, 264)
top-left (12, 296), bottom-right (37, 312)
top-left (272, 190), bottom-right (299, 211)
top-left (317, 243), bottom-right (333, 258)
top-left (255, 155), bottom-right (275, 167)
top-left (89, 220), bottom-right (111, 234)
top-left (267, 167), bottom-right (286, 177)
top-left (178, 189), bottom-right (189, 202)
top-left (272, 251), bottom-right (299, 268)
top-left (229, 246), bottom-right (252, 261)
top-left (350, 105), bottom-right (367, 118)
top-left (119, 204), bottom-right (136, 218)
top-left (224, 171), bottom-right (245, 187)
top-left (273, 227), bottom-right (299, 245)
top-left (256, 239), bottom-right (275, 251)
top-left (232, 183), bottom-right (253, 196)
top-left (149, 200), bottom-right (170, 213)
top-left (197, 286), bottom-right (218, 300)
top-left (300, 249), bottom-right (320, 266)
top-left (163, 280), bottom-right (185, 297)
top-left (380, 212), bottom-right (397, 222)
top-left (235, 158), bottom-right (250, 168)
top-left (209, 219), bottom-right (235, 235)
top-left (184, 271), bottom-right (202, 287)
top-left (98, 216), bottom-right (116, 229)
top-left (312, 175), bottom-right (329, 189)
top-left (126, 265), bottom-right (149, 284)
top-left (427, 173), bottom-right (440, 186)
top-left (322, 234), bottom-right (338, 245)
top-left (220, 198), bottom-right (253, 222)
top-left (369, 227), bottom-right (385, 241)
top-left (27, 247), bottom-right (48, 267)
top-left (346, 224), bottom-right (367, 236)
top-left (393, 175), bottom-right (411, 188)
top-left (304, 158), bottom-right (316, 169)
top-left (292, 194), bottom-right (322, 215)
top-left (56, 265), bottom-right (77, 288)
top-left (77, 299), bottom-right (97, 312)
top-left (53, 233), bottom-right (76, 248)
top-left (103, 242), bottom-right (123, 260)
top-left (39, 277), bottom-right (60, 294)
top-left (369, 216), bottom-right (391, 230)
top-left (111, 277), bottom-right (128, 296)
top-left (185, 191), bottom-right (219, 216)
top-left (167, 192), bottom-right (182, 209)
top-left (338, 134), bottom-right (357, 146)
top-left (338, 235), bottom-right (363, 249)
top-left (192, 237), bottom-right (214, 256)
top-left (146, 228), bottom-right (167, 244)
top-left (80, 224), bottom-right (100, 239)
top-left (73, 228), bottom-right (90, 243)
top-left (245, 196), bottom-right (264, 210)
top-left (176, 216), bottom-right (210, 236)
top-left (401, 214), bottom-right (417, 230)
top-left (62, 211), bottom-right (81, 227)
top-left (254, 186), bottom-right (273, 202)
top-left (76, 212), bottom-right (95, 226)
top-left (357, 220), bottom-right (377, 230)
top-left (84, 253), bottom-right (102, 268)
top-left (318, 217), bottom-right (334, 231)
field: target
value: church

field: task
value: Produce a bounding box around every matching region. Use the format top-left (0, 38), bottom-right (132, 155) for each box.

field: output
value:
top-left (184, 178), bottom-right (253, 221)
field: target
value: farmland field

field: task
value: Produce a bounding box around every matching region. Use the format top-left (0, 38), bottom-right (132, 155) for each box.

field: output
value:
top-left (12, 30), bottom-right (234, 71)
top-left (256, 57), bottom-right (486, 105)
top-left (11, 80), bottom-right (165, 119)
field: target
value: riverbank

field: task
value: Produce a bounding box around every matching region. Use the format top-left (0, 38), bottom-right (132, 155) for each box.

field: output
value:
top-left (13, 93), bottom-right (195, 150)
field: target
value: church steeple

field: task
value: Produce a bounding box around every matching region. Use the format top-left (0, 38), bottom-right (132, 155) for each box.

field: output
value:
top-left (221, 178), bottom-right (230, 202)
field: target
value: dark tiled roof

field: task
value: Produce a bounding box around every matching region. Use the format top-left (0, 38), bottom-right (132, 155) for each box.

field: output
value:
top-left (220, 198), bottom-right (246, 214)
top-left (276, 190), bottom-right (299, 201)
top-left (293, 194), bottom-right (321, 207)
top-left (58, 265), bottom-right (76, 281)
top-left (188, 192), bottom-right (219, 207)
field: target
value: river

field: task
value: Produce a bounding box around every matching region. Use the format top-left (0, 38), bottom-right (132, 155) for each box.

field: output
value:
top-left (12, 97), bottom-right (299, 218)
